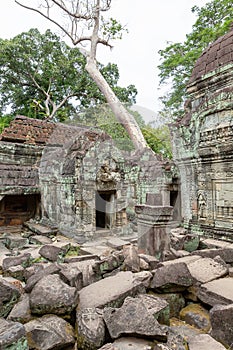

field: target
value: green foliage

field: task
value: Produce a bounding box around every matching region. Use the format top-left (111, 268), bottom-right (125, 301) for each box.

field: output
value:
top-left (102, 17), bottom-right (128, 40)
top-left (75, 104), bottom-right (145, 151)
top-left (142, 124), bottom-right (172, 159)
top-left (0, 115), bottom-right (13, 133)
top-left (158, 0), bottom-right (233, 119)
top-left (75, 104), bottom-right (172, 158)
top-left (0, 28), bottom-right (137, 121)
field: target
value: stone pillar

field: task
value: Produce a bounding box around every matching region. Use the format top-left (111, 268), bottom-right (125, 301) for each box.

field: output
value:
top-left (135, 205), bottom-right (173, 260)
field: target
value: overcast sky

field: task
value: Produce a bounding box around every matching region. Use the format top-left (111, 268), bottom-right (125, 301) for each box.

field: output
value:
top-left (0, 0), bottom-right (208, 122)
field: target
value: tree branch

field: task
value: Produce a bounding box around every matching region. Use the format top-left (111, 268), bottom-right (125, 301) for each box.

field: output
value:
top-left (15, 0), bottom-right (75, 44)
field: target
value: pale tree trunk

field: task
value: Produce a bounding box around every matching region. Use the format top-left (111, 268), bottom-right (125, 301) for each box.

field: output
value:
top-left (86, 58), bottom-right (148, 150)
top-left (15, 0), bottom-right (149, 150)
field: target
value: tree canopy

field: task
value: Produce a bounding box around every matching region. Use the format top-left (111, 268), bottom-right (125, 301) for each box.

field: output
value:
top-left (158, 0), bottom-right (233, 119)
top-left (0, 28), bottom-right (137, 121)
top-left (15, 0), bottom-right (148, 150)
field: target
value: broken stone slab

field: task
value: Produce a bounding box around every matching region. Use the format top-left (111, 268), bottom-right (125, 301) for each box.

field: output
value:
top-left (197, 277), bottom-right (233, 306)
top-left (29, 274), bottom-right (79, 315)
top-left (159, 254), bottom-right (202, 267)
top-left (24, 263), bottom-right (61, 292)
top-left (122, 244), bottom-right (140, 272)
top-left (98, 337), bottom-right (155, 350)
top-left (59, 263), bottom-right (83, 290)
top-left (103, 296), bottom-right (168, 341)
top-left (149, 292), bottom-right (185, 318)
top-left (19, 246), bottom-right (41, 260)
top-left (7, 293), bottom-right (32, 324)
top-left (139, 254), bottom-right (160, 270)
top-left (190, 247), bottom-right (233, 263)
top-left (0, 318), bottom-right (28, 350)
top-left (2, 253), bottom-right (31, 271)
top-left (150, 262), bottom-right (194, 292)
top-left (188, 334), bottom-right (226, 350)
top-left (94, 252), bottom-right (124, 275)
top-left (136, 294), bottom-right (170, 325)
top-left (210, 303), bottom-right (233, 348)
top-left (64, 254), bottom-right (99, 263)
top-left (139, 256), bottom-right (150, 270)
top-left (106, 237), bottom-right (130, 250)
top-left (76, 308), bottom-right (105, 349)
top-left (133, 271), bottom-right (153, 288)
top-left (4, 264), bottom-right (25, 281)
top-left (179, 303), bottom-right (210, 332)
top-left (24, 222), bottom-right (57, 236)
top-left (38, 243), bottom-right (70, 262)
top-left (78, 271), bottom-right (146, 310)
top-left (187, 257), bottom-right (228, 284)
top-left (0, 242), bottom-right (10, 268)
top-left (66, 260), bottom-right (101, 287)
top-left (25, 314), bottom-right (75, 350)
top-left (79, 245), bottom-right (113, 257)
top-left (29, 235), bottom-right (53, 245)
top-left (3, 234), bottom-right (28, 250)
top-left (200, 238), bottom-right (232, 249)
top-left (0, 278), bottom-right (21, 318)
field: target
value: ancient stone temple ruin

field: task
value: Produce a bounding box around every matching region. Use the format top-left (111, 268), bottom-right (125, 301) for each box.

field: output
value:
top-left (172, 27), bottom-right (233, 241)
top-left (0, 116), bottom-right (178, 240)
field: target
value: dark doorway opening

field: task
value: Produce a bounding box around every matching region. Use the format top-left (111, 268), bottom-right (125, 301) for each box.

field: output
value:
top-left (0, 194), bottom-right (41, 226)
top-left (96, 190), bottom-right (116, 229)
top-left (170, 190), bottom-right (181, 221)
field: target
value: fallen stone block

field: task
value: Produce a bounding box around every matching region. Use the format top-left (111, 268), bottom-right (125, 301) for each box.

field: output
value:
top-left (122, 244), bottom-right (140, 272)
top-left (38, 244), bottom-right (69, 262)
top-left (29, 235), bottom-right (53, 245)
top-left (24, 222), bottom-right (57, 236)
top-left (187, 257), bottom-right (228, 284)
top-left (59, 263), bottom-right (83, 290)
top-left (99, 337), bottom-right (155, 350)
top-left (25, 263), bottom-right (60, 293)
top-left (30, 274), bottom-right (79, 315)
top-left (4, 264), bottom-right (25, 281)
top-left (210, 303), bottom-right (233, 348)
top-left (188, 334), bottom-right (226, 350)
top-left (197, 277), bottom-right (233, 306)
top-left (78, 271), bottom-right (146, 310)
top-left (150, 262), bottom-right (194, 292)
top-left (2, 253), bottom-right (31, 271)
top-left (191, 247), bottom-right (233, 263)
top-left (76, 308), bottom-right (105, 349)
top-left (106, 237), bottom-right (130, 250)
top-left (0, 278), bottom-right (21, 317)
top-left (103, 296), bottom-right (168, 341)
top-left (0, 318), bottom-right (28, 350)
top-left (150, 292), bottom-right (185, 318)
top-left (7, 293), bottom-right (32, 324)
top-left (179, 303), bottom-right (210, 332)
top-left (25, 314), bottom-right (75, 350)
top-left (68, 260), bottom-right (101, 287)
top-left (3, 234), bottom-right (28, 250)
top-left (139, 254), bottom-right (160, 270)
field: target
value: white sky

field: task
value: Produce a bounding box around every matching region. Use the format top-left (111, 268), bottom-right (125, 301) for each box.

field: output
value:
top-left (0, 0), bottom-right (209, 122)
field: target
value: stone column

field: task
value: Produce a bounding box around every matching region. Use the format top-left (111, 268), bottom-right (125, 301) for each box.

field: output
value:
top-left (135, 205), bottom-right (173, 260)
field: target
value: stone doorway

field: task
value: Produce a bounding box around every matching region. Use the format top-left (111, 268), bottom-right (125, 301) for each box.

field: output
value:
top-left (95, 190), bottom-right (116, 229)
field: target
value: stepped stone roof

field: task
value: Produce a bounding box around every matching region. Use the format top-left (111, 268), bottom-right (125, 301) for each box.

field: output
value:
top-left (189, 27), bottom-right (233, 84)
top-left (0, 115), bottom-right (109, 147)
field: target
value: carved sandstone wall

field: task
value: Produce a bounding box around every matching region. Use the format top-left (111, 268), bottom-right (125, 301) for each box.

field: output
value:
top-left (172, 27), bottom-right (233, 240)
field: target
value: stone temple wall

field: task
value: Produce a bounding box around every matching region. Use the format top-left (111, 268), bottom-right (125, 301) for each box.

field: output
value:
top-left (171, 28), bottom-right (233, 241)
top-left (0, 116), bottom-right (177, 239)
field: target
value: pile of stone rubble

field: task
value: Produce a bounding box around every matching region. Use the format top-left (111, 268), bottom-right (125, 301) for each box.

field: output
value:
top-left (0, 223), bottom-right (233, 350)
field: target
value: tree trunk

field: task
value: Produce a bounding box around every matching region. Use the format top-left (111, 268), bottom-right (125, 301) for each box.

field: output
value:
top-left (86, 57), bottom-right (148, 150)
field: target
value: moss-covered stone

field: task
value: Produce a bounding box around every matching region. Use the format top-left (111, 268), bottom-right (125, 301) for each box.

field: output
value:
top-left (179, 303), bottom-right (211, 332)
